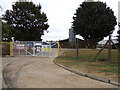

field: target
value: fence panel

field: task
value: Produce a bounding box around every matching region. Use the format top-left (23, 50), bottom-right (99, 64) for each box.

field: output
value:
top-left (12, 41), bottom-right (58, 57)
top-left (2, 42), bottom-right (10, 55)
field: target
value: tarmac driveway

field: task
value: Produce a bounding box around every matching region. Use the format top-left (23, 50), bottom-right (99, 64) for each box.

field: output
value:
top-left (2, 56), bottom-right (118, 88)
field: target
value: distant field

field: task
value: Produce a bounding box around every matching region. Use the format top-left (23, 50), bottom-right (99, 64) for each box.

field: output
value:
top-left (55, 49), bottom-right (119, 82)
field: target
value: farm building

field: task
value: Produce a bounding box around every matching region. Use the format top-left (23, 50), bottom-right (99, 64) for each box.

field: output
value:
top-left (97, 39), bottom-right (118, 49)
top-left (59, 38), bottom-right (98, 49)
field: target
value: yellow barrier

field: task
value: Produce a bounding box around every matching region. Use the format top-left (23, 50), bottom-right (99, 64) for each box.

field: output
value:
top-left (58, 42), bottom-right (61, 56)
top-left (10, 42), bottom-right (13, 56)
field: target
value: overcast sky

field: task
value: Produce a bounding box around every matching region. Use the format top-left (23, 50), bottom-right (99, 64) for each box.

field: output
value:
top-left (0, 0), bottom-right (119, 41)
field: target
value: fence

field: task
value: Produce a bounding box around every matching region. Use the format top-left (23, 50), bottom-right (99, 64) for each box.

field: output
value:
top-left (1, 41), bottom-right (61, 57)
top-left (2, 42), bottom-right (10, 55)
top-left (10, 41), bottom-right (59, 57)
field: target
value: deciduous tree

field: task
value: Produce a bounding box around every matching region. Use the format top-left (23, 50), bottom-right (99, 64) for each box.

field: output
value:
top-left (2, 22), bottom-right (11, 41)
top-left (3, 1), bottom-right (49, 41)
top-left (72, 1), bottom-right (117, 41)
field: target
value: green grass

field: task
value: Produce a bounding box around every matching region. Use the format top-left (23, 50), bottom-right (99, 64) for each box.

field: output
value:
top-left (57, 56), bottom-right (81, 61)
top-left (60, 49), bottom-right (119, 62)
top-left (88, 59), bottom-right (96, 62)
top-left (100, 70), bottom-right (113, 73)
top-left (55, 49), bottom-right (119, 82)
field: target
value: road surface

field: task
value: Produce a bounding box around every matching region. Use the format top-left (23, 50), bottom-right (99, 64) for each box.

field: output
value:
top-left (2, 56), bottom-right (118, 88)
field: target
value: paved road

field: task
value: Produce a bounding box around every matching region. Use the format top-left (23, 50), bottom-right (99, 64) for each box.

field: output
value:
top-left (2, 56), bottom-right (118, 88)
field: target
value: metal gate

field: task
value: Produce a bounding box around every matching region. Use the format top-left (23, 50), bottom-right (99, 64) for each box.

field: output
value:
top-left (12, 41), bottom-right (58, 57)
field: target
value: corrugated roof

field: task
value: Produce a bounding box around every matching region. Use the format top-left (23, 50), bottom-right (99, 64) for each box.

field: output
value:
top-left (98, 39), bottom-right (118, 45)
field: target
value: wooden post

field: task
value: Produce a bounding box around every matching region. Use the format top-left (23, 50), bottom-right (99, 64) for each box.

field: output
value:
top-left (76, 38), bottom-right (79, 58)
top-left (111, 41), bottom-right (119, 50)
top-left (118, 48), bottom-right (120, 63)
top-left (118, 37), bottom-right (120, 63)
top-left (108, 34), bottom-right (112, 61)
top-left (94, 40), bottom-right (108, 61)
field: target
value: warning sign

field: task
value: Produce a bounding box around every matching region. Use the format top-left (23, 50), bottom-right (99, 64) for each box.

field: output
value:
top-left (42, 45), bottom-right (51, 52)
top-left (16, 44), bottom-right (24, 50)
top-left (36, 47), bottom-right (41, 52)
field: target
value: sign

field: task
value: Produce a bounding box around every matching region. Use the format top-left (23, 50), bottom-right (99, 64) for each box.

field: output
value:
top-left (36, 46), bottom-right (41, 52)
top-left (16, 44), bottom-right (24, 50)
top-left (34, 43), bottom-right (42, 52)
top-left (42, 45), bottom-right (51, 52)
top-left (27, 43), bottom-right (33, 47)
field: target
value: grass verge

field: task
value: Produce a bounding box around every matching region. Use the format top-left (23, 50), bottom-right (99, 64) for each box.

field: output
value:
top-left (55, 49), bottom-right (119, 82)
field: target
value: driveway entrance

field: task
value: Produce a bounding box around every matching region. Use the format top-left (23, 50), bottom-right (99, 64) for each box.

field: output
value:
top-left (2, 56), bottom-right (118, 88)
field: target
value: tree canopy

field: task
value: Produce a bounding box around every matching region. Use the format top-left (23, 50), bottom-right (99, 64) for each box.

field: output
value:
top-left (72, 1), bottom-right (117, 41)
top-left (2, 22), bottom-right (11, 41)
top-left (2, 1), bottom-right (49, 41)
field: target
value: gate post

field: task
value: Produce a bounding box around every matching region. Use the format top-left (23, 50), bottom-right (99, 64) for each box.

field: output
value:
top-left (58, 42), bottom-right (61, 56)
top-left (10, 42), bottom-right (13, 56)
top-left (33, 42), bottom-right (35, 56)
